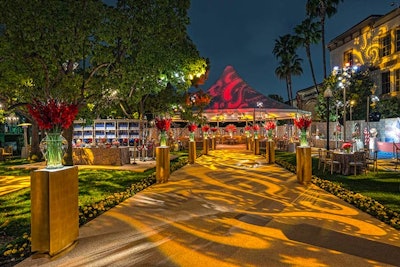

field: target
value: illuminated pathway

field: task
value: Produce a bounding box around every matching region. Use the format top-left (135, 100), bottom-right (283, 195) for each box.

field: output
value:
top-left (18, 148), bottom-right (400, 267)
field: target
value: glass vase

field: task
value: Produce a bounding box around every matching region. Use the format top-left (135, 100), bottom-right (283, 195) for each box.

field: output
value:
top-left (254, 132), bottom-right (258, 139)
top-left (189, 132), bottom-right (195, 142)
top-left (160, 131), bottom-right (168, 147)
top-left (40, 132), bottom-right (68, 169)
top-left (299, 129), bottom-right (308, 147)
top-left (268, 129), bottom-right (273, 141)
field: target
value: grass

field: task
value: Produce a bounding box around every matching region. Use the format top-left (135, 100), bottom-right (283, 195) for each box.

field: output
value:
top-left (275, 150), bottom-right (400, 214)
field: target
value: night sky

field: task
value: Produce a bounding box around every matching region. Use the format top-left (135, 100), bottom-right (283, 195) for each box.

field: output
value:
top-left (188, 0), bottom-right (394, 99)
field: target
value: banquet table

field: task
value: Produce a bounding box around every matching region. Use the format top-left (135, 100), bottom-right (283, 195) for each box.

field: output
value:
top-left (73, 147), bottom-right (130, 166)
top-left (333, 151), bottom-right (355, 175)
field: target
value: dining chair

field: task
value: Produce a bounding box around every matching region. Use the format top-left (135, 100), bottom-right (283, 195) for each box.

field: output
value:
top-left (318, 148), bottom-right (327, 170)
top-left (365, 149), bottom-right (378, 172)
top-left (393, 142), bottom-right (400, 170)
top-left (324, 150), bottom-right (341, 174)
top-left (1, 147), bottom-right (13, 161)
top-left (349, 151), bottom-right (366, 175)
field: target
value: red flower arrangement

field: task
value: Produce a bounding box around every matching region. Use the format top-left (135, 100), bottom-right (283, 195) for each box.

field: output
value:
top-left (201, 125), bottom-right (210, 132)
top-left (294, 116), bottom-right (312, 130)
top-left (244, 125), bottom-right (251, 131)
top-left (188, 123), bottom-right (197, 132)
top-left (225, 124), bottom-right (237, 132)
top-left (253, 124), bottom-right (260, 131)
top-left (27, 98), bottom-right (79, 132)
top-left (264, 121), bottom-right (276, 130)
top-left (342, 142), bottom-right (352, 150)
top-left (155, 117), bottom-right (171, 132)
top-left (210, 127), bottom-right (218, 132)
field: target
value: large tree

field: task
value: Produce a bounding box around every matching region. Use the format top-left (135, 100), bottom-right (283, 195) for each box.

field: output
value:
top-left (273, 34), bottom-right (303, 106)
top-left (294, 18), bottom-right (322, 93)
top-left (0, 0), bottom-right (109, 160)
top-left (0, 0), bottom-right (206, 162)
top-left (306, 0), bottom-right (343, 78)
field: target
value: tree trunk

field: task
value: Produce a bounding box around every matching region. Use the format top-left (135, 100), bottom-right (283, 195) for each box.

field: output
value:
top-left (63, 125), bottom-right (74, 166)
top-left (306, 46), bottom-right (319, 93)
top-left (30, 122), bottom-right (43, 161)
top-left (321, 16), bottom-right (327, 78)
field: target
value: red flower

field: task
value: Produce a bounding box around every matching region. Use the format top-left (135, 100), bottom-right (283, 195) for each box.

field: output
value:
top-left (201, 125), bottom-right (210, 132)
top-left (244, 125), bottom-right (251, 131)
top-left (264, 121), bottom-right (276, 130)
top-left (225, 124), bottom-right (237, 132)
top-left (155, 117), bottom-right (171, 132)
top-left (253, 124), bottom-right (260, 131)
top-left (210, 127), bottom-right (218, 132)
top-left (342, 142), bottom-right (352, 149)
top-left (294, 116), bottom-right (312, 130)
top-left (27, 98), bottom-right (79, 132)
top-left (188, 123), bottom-right (197, 132)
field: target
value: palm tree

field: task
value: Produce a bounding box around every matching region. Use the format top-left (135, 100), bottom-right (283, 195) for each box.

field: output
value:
top-left (306, 0), bottom-right (343, 78)
top-left (274, 55), bottom-right (303, 107)
top-left (273, 35), bottom-right (303, 106)
top-left (295, 18), bottom-right (322, 93)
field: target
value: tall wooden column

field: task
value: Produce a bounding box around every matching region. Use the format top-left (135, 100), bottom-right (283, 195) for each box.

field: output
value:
top-left (156, 146), bottom-right (170, 183)
top-left (254, 139), bottom-right (260, 155)
top-left (266, 140), bottom-right (275, 163)
top-left (296, 146), bottom-right (312, 185)
top-left (31, 166), bottom-right (79, 256)
top-left (188, 141), bottom-right (196, 164)
top-left (203, 138), bottom-right (209, 155)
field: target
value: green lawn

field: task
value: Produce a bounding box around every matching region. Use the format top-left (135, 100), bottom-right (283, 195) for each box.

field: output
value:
top-left (275, 150), bottom-right (400, 213)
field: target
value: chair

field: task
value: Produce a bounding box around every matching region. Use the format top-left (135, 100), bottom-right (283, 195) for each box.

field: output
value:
top-left (0, 147), bottom-right (13, 161)
top-left (349, 151), bottom-right (366, 175)
top-left (365, 149), bottom-right (378, 172)
top-left (318, 148), bottom-right (327, 170)
top-left (324, 151), bottom-right (341, 174)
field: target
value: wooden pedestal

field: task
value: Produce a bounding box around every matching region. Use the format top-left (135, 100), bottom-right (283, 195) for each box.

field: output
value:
top-left (211, 137), bottom-right (216, 150)
top-left (254, 139), bottom-right (260, 155)
top-left (296, 146), bottom-right (312, 185)
top-left (156, 146), bottom-right (170, 183)
top-left (266, 140), bottom-right (275, 163)
top-left (31, 166), bottom-right (79, 256)
top-left (203, 139), bottom-right (209, 155)
top-left (246, 137), bottom-right (250, 150)
top-left (189, 141), bottom-right (196, 164)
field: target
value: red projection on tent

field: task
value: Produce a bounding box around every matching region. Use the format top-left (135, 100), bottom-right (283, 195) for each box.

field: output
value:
top-left (206, 65), bottom-right (293, 110)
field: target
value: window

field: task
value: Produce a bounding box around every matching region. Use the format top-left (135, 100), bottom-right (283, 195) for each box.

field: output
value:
top-left (344, 50), bottom-right (353, 66)
top-left (396, 69), bottom-right (400, 91)
top-left (381, 72), bottom-right (391, 94)
top-left (396, 29), bottom-right (400, 52)
top-left (380, 34), bottom-right (391, 57)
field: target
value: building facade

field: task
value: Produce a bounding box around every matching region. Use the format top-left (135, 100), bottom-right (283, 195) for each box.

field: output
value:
top-left (328, 8), bottom-right (400, 99)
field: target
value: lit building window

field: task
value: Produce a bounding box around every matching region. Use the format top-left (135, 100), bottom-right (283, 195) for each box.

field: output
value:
top-left (382, 71), bottom-right (391, 94)
top-left (380, 34), bottom-right (391, 57)
top-left (344, 49), bottom-right (353, 66)
top-left (396, 29), bottom-right (400, 52)
top-left (396, 69), bottom-right (400, 91)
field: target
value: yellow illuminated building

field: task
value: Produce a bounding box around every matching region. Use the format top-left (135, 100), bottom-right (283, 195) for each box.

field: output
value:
top-left (328, 7), bottom-right (400, 99)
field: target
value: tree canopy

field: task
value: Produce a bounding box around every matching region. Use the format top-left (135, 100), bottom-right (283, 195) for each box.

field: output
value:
top-left (0, 0), bottom-right (207, 120)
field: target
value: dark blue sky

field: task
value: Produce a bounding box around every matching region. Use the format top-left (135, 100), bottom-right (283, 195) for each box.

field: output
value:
top-left (188, 0), bottom-right (393, 99)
